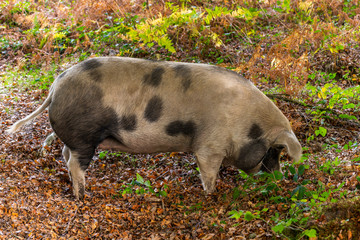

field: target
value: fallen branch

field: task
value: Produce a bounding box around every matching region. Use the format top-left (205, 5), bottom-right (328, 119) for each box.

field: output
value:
top-left (266, 93), bottom-right (360, 128)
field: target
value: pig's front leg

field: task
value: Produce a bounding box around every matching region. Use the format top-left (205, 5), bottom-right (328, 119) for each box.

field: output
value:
top-left (195, 151), bottom-right (223, 194)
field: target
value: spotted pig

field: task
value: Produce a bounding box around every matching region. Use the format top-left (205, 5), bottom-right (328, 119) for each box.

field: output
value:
top-left (7, 57), bottom-right (302, 199)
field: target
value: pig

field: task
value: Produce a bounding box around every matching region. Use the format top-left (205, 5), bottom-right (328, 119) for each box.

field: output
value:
top-left (7, 57), bottom-right (302, 199)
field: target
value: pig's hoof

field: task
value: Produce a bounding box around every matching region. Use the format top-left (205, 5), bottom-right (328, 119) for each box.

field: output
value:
top-left (205, 189), bottom-right (217, 195)
top-left (204, 184), bottom-right (216, 195)
top-left (40, 148), bottom-right (48, 157)
top-left (202, 178), bottom-right (217, 194)
top-left (73, 182), bottom-right (85, 200)
top-left (40, 132), bottom-right (57, 156)
top-left (74, 190), bottom-right (85, 200)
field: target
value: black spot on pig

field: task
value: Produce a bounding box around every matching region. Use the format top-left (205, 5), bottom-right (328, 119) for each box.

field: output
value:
top-left (235, 139), bottom-right (267, 171)
top-left (49, 77), bottom-right (119, 170)
top-left (143, 67), bottom-right (165, 87)
top-left (174, 65), bottom-right (191, 91)
top-left (260, 147), bottom-right (283, 172)
top-left (82, 58), bottom-right (102, 71)
top-left (144, 96), bottom-right (163, 122)
top-left (120, 115), bottom-right (137, 131)
top-left (166, 120), bottom-right (196, 136)
top-left (81, 59), bottom-right (103, 82)
top-left (248, 124), bottom-right (263, 139)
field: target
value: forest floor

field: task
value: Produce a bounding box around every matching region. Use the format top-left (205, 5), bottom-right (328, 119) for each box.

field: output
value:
top-left (1, 0), bottom-right (360, 239)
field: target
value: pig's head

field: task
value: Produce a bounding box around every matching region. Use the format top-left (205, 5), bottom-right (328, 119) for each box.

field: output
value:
top-left (224, 126), bottom-right (302, 174)
top-left (241, 146), bottom-right (284, 174)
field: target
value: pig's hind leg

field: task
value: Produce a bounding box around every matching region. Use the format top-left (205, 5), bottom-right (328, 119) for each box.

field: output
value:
top-left (62, 145), bottom-right (70, 164)
top-left (41, 132), bottom-right (57, 156)
top-left (66, 147), bottom-right (95, 200)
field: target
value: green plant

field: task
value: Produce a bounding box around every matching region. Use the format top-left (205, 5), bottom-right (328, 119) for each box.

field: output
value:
top-left (98, 151), bottom-right (108, 160)
top-left (2, 64), bottom-right (58, 91)
top-left (120, 4), bottom-right (261, 54)
top-left (0, 37), bottom-right (23, 52)
top-left (274, 173), bottom-right (346, 238)
top-left (305, 83), bottom-right (360, 121)
top-left (315, 126), bottom-right (327, 137)
top-left (281, 0), bottom-right (291, 14)
top-left (119, 173), bottom-right (168, 197)
top-left (229, 162), bottom-right (349, 239)
top-left (8, 1), bottom-right (32, 15)
top-left (319, 157), bottom-right (341, 174)
top-left (228, 209), bottom-right (266, 221)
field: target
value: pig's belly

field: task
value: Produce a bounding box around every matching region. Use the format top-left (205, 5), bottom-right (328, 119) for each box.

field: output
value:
top-left (98, 137), bottom-right (137, 152)
top-left (98, 135), bottom-right (192, 154)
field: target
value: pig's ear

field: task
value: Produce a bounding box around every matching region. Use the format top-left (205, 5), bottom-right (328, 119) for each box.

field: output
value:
top-left (273, 130), bottom-right (302, 162)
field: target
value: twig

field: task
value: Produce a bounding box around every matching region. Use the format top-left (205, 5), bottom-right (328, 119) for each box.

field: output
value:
top-left (266, 93), bottom-right (360, 127)
top-left (267, 93), bottom-right (334, 114)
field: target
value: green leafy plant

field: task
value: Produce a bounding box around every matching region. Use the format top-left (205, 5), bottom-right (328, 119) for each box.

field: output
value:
top-left (305, 83), bottom-right (360, 121)
top-left (98, 151), bottom-right (108, 160)
top-left (319, 157), bottom-right (341, 174)
top-left (2, 64), bottom-right (58, 91)
top-left (119, 173), bottom-right (168, 197)
top-left (120, 4), bottom-right (261, 54)
top-left (315, 126), bottom-right (327, 137)
top-left (229, 162), bottom-right (349, 239)
top-left (228, 208), bottom-right (267, 221)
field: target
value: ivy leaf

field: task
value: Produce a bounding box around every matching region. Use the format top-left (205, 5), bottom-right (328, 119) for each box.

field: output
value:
top-left (339, 114), bottom-right (357, 120)
top-left (343, 103), bottom-right (355, 109)
top-left (315, 127), bottom-right (327, 137)
top-left (244, 211), bottom-right (255, 221)
top-left (272, 223), bottom-right (285, 233)
top-left (274, 170), bottom-right (283, 180)
top-left (289, 166), bottom-right (296, 175)
top-left (298, 165), bottom-right (305, 176)
top-left (136, 173), bottom-right (145, 185)
top-left (228, 210), bottom-right (244, 219)
top-left (303, 229), bottom-right (317, 237)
